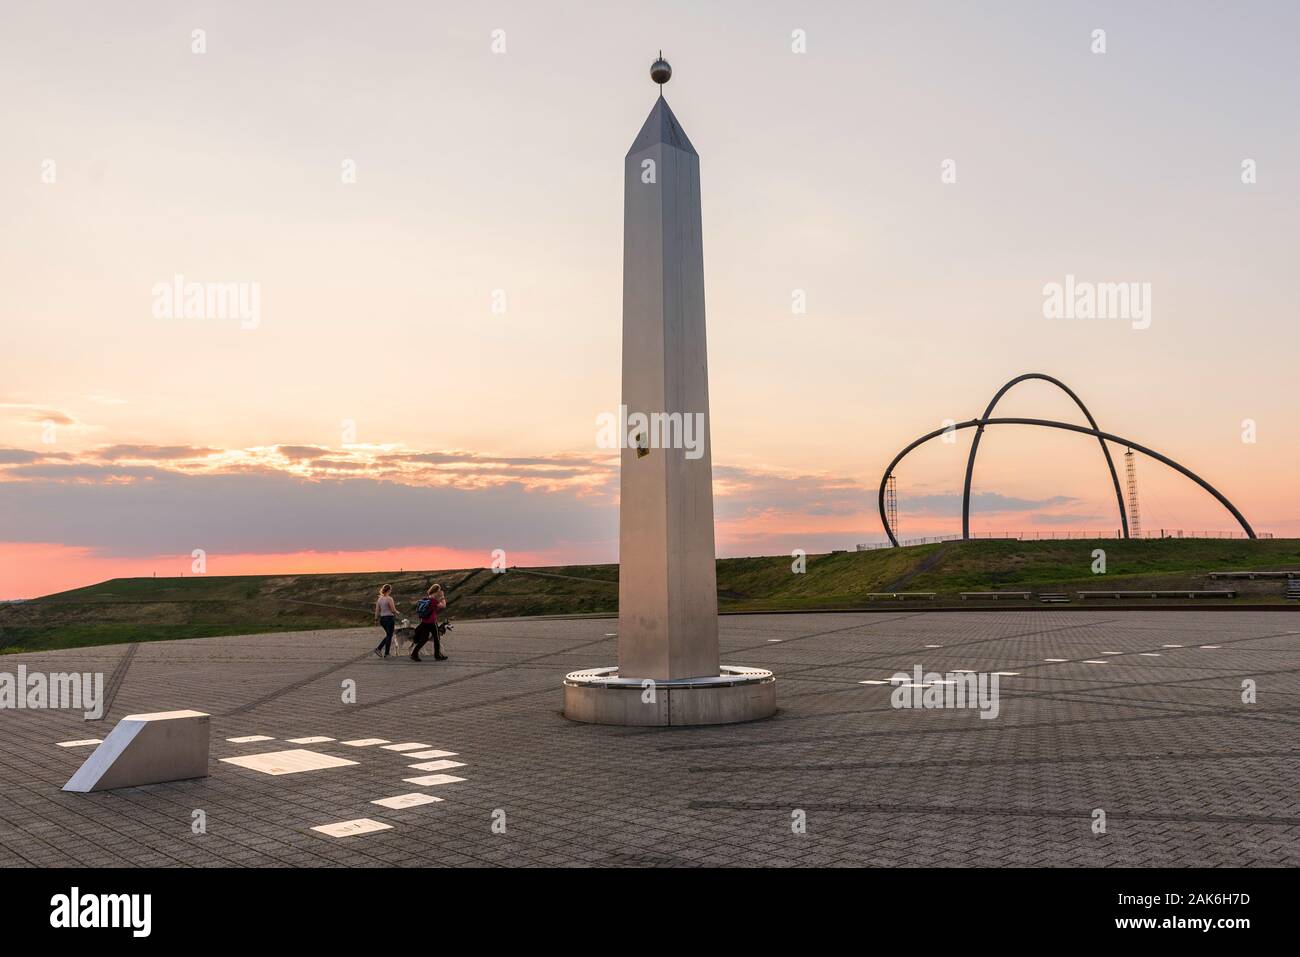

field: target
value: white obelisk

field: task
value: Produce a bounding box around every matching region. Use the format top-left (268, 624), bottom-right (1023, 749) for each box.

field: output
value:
top-left (617, 58), bottom-right (719, 681)
top-left (563, 57), bottom-right (774, 726)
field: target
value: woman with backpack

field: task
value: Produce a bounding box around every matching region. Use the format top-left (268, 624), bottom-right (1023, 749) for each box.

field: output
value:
top-left (409, 584), bottom-right (448, 662)
top-left (372, 584), bottom-right (400, 658)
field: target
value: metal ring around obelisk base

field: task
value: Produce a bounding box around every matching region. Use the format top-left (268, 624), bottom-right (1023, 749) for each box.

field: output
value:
top-left (961, 374), bottom-right (1129, 540)
top-left (878, 417), bottom-right (1255, 547)
top-left (563, 666), bottom-right (777, 726)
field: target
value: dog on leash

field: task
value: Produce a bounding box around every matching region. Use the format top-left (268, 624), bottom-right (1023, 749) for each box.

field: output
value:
top-left (393, 618), bottom-right (416, 654)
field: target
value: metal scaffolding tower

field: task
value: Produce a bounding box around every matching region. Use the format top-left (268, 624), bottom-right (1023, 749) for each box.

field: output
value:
top-left (885, 474), bottom-right (898, 543)
top-left (1124, 448), bottom-right (1142, 538)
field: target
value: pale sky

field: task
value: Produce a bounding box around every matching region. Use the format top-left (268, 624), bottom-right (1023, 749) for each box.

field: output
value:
top-left (2, 1), bottom-right (1297, 597)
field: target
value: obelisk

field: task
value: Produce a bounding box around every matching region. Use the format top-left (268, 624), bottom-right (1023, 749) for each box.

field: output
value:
top-left (617, 55), bottom-right (719, 681)
top-left (562, 57), bottom-right (775, 725)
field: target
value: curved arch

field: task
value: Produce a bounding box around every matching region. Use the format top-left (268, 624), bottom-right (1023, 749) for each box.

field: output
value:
top-left (878, 417), bottom-right (1255, 547)
top-left (962, 374), bottom-right (1128, 540)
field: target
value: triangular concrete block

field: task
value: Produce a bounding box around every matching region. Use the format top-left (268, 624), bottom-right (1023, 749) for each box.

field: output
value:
top-left (63, 710), bottom-right (210, 793)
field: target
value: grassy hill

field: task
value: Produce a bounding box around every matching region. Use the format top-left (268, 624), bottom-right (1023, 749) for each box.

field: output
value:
top-left (3, 538), bottom-right (1298, 654)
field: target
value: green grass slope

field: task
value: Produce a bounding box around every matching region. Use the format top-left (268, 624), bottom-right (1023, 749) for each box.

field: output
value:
top-left (2, 538), bottom-right (1297, 653)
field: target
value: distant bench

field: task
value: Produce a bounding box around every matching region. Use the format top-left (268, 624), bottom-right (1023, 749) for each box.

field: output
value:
top-left (1076, 590), bottom-right (1237, 600)
top-left (1208, 571), bottom-right (1297, 580)
top-left (865, 592), bottom-right (936, 601)
top-left (960, 592), bottom-right (1030, 601)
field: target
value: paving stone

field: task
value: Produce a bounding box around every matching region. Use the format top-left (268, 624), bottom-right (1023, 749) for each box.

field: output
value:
top-left (1, 611), bottom-right (1296, 866)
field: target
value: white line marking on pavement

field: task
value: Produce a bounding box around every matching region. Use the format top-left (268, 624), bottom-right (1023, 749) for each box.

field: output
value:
top-left (56, 739), bottom-right (102, 748)
top-left (403, 774), bottom-right (467, 787)
top-left (287, 736), bottom-right (335, 744)
top-left (227, 735), bottom-right (274, 743)
top-left (220, 749), bottom-right (359, 775)
top-left (311, 819), bottom-right (391, 837)
top-left (381, 743), bottom-right (429, 752)
top-left (407, 759), bottom-right (466, 772)
top-left (340, 738), bottom-right (390, 747)
top-left (371, 793), bottom-right (444, 809)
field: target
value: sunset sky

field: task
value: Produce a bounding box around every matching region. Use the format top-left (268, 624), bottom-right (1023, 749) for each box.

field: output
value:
top-left (3, 1), bottom-right (1298, 598)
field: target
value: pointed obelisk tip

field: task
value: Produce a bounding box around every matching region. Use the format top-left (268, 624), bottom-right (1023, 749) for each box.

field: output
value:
top-left (650, 52), bottom-right (671, 89)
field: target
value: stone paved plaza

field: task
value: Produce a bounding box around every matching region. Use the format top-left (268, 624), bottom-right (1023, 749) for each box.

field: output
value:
top-left (1, 610), bottom-right (1297, 867)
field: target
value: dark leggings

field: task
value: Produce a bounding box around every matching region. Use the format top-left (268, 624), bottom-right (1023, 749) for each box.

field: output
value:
top-left (375, 615), bottom-right (396, 655)
top-left (410, 620), bottom-right (441, 657)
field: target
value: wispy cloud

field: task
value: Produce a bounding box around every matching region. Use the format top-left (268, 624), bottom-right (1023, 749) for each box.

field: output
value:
top-left (0, 438), bottom-right (1137, 583)
top-left (0, 403), bottom-right (80, 427)
top-left (1029, 511), bottom-right (1104, 525)
top-left (0, 444), bottom-right (879, 564)
top-left (903, 491), bottom-right (1078, 515)
top-left (0, 448), bottom-right (46, 465)
top-left (275, 445), bottom-right (330, 461)
top-left (93, 444), bottom-right (221, 461)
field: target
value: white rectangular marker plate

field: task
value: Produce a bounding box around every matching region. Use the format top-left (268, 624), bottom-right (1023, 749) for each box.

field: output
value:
top-left (404, 749), bottom-right (458, 759)
top-left (1083, 660), bottom-right (1109, 664)
top-left (381, 743), bottom-right (429, 752)
top-left (341, 738), bottom-right (390, 747)
top-left (220, 749), bottom-right (359, 775)
top-left (311, 818), bottom-right (391, 838)
top-left (992, 672), bottom-right (1020, 676)
top-left (56, 739), bottom-right (103, 748)
top-left (287, 736), bottom-right (335, 744)
top-left (1162, 644), bottom-right (1183, 648)
top-left (1139, 653), bottom-right (1161, 657)
top-left (403, 774), bottom-right (466, 787)
top-left (1200, 645), bottom-right (1221, 649)
top-left (1044, 658), bottom-right (1068, 662)
top-left (371, 793), bottom-right (444, 809)
top-left (407, 759), bottom-right (466, 772)
top-left (227, 735), bottom-right (274, 743)
top-left (858, 680), bottom-right (889, 685)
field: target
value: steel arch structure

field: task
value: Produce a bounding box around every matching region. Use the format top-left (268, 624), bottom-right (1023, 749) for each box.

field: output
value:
top-left (878, 416), bottom-right (1255, 547)
top-left (961, 373), bottom-right (1129, 540)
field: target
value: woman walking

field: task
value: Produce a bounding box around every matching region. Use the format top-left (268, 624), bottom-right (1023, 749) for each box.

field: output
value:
top-left (410, 584), bottom-right (448, 662)
top-left (373, 584), bottom-right (399, 658)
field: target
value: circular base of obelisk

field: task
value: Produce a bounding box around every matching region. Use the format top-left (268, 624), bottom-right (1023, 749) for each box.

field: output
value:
top-left (563, 666), bottom-right (776, 726)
